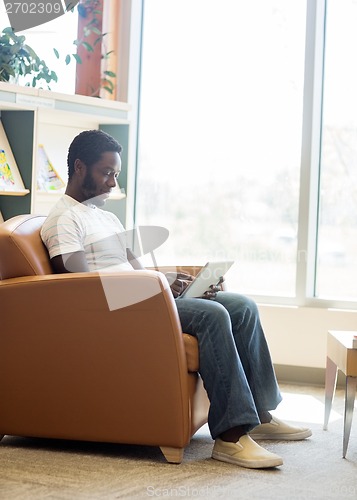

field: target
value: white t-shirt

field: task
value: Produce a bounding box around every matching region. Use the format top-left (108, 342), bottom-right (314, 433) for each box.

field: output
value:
top-left (41, 194), bottom-right (133, 272)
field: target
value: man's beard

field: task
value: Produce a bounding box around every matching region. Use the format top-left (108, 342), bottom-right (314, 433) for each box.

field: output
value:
top-left (82, 172), bottom-right (105, 206)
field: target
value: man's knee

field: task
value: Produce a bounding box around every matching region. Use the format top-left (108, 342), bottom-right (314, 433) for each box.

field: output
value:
top-left (199, 299), bottom-right (232, 329)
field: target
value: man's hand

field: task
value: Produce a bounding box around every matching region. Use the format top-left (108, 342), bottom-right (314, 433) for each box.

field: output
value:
top-left (201, 276), bottom-right (225, 300)
top-left (165, 272), bottom-right (194, 299)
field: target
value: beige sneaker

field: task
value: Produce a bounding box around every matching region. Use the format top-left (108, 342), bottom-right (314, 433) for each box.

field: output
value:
top-left (212, 435), bottom-right (283, 469)
top-left (249, 416), bottom-right (312, 441)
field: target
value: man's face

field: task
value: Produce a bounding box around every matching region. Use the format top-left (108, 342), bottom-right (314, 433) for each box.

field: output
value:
top-left (81, 151), bottom-right (121, 206)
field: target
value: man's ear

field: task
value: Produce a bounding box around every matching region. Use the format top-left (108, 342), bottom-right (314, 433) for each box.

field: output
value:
top-left (74, 159), bottom-right (86, 176)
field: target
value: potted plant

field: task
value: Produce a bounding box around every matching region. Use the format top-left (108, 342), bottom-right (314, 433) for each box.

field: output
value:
top-left (0, 0), bottom-right (116, 97)
top-left (0, 27), bottom-right (57, 88)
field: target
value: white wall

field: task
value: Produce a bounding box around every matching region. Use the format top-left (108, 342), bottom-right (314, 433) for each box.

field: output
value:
top-left (258, 304), bottom-right (357, 369)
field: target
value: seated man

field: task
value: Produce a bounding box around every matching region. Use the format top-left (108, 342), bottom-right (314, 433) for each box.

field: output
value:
top-left (41, 129), bottom-right (311, 469)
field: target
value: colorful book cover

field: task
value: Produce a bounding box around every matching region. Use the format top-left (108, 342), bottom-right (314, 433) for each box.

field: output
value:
top-left (0, 121), bottom-right (28, 194)
top-left (37, 144), bottom-right (65, 192)
top-left (0, 149), bottom-right (16, 190)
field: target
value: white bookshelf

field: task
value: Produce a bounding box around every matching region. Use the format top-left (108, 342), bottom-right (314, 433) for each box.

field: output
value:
top-left (0, 83), bottom-right (130, 224)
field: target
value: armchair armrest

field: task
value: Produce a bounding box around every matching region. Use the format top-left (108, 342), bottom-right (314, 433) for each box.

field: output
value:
top-left (0, 270), bottom-right (191, 447)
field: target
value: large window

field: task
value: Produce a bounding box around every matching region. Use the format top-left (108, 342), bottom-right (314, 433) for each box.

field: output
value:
top-left (135, 0), bottom-right (307, 298)
top-left (134, 0), bottom-right (357, 306)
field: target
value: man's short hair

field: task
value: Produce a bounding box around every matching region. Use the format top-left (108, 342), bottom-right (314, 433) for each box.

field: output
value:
top-left (67, 129), bottom-right (123, 179)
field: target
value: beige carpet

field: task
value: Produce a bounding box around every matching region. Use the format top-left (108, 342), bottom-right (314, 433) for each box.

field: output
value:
top-left (1, 384), bottom-right (357, 499)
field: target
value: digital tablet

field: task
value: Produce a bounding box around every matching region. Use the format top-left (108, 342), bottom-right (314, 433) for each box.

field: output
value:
top-left (178, 260), bottom-right (234, 299)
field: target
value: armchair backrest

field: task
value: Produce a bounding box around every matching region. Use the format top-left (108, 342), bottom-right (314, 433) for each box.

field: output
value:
top-left (0, 214), bottom-right (52, 280)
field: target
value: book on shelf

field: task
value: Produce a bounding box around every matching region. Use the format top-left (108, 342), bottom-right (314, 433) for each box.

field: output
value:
top-left (0, 122), bottom-right (29, 195)
top-left (37, 144), bottom-right (65, 192)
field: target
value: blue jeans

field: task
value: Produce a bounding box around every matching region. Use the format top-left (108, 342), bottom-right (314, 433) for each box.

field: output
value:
top-left (175, 292), bottom-right (282, 440)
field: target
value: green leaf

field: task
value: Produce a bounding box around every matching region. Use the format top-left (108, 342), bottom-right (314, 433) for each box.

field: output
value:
top-left (101, 80), bottom-right (114, 92)
top-left (53, 48), bottom-right (60, 59)
top-left (24, 45), bottom-right (38, 59)
top-left (86, 18), bottom-right (97, 28)
top-left (65, 54), bottom-right (71, 65)
top-left (104, 70), bottom-right (116, 78)
top-left (82, 41), bottom-right (94, 52)
top-left (2, 64), bottom-right (15, 76)
top-left (72, 54), bottom-right (82, 64)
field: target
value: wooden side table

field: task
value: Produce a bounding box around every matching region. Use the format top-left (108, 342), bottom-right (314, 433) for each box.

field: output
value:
top-left (324, 330), bottom-right (357, 458)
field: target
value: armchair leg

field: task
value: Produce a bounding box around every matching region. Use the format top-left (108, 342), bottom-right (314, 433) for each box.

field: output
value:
top-left (160, 446), bottom-right (184, 464)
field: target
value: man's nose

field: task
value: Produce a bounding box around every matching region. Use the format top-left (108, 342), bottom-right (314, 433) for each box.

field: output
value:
top-left (108, 176), bottom-right (117, 188)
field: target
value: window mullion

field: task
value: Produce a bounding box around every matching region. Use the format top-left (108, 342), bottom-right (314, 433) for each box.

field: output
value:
top-left (296, 0), bottom-right (326, 306)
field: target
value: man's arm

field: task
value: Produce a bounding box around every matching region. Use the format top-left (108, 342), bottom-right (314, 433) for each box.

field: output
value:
top-left (51, 251), bottom-right (90, 274)
top-left (164, 272), bottom-right (194, 298)
top-left (52, 248), bottom-right (142, 273)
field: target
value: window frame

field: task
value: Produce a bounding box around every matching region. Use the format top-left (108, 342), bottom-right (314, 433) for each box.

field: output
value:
top-left (126, 0), bottom-right (357, 310)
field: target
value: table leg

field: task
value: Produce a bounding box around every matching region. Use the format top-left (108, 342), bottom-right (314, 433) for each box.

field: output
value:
top-left (343, 376), bottom-right (357, 458)
top-left (324, 356), bottom-right (338, 430)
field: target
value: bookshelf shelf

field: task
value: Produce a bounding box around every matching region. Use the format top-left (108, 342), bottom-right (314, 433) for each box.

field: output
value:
top-left (0, 83), bottom-right (131, 224)
top-left (0, 189), bottom-right (30, 196)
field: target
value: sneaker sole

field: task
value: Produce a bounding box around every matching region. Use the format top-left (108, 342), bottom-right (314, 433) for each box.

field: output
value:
top-left (212, 451), bottom-right (283, 469)
top-left (249, 429), bottom-right (312, 441)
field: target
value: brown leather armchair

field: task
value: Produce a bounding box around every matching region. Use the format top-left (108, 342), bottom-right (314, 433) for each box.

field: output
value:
top-left (0, 214), bottom-right (209, 463)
